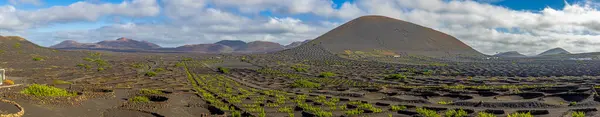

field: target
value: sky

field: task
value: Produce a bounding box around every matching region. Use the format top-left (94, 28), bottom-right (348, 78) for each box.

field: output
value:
top-left (1, 0), bottom-right (600, 55)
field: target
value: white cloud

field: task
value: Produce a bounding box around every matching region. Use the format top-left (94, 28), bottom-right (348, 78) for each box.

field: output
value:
top-left (0, 0), bottom-right (160, 30)
top-left (8, 0), bottom-right (43, 6)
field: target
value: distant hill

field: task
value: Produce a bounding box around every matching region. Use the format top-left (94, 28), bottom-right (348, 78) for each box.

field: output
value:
top-left (538, 48), bottom-right (571, 56)
top-left (215, 40), bottom-right (247, 50)
top-left (52, 38), bottom-right (287, 53)
top-left (494, 51), bottom-right (527, 57)
top-left (52, 37), bottom-right (160, 50)
top-left (238, 41), bottom-right (285, 53)
top-left (285, 40), bottom-right (311, 49)
top-left (309, 15), bottom-right (483, 57)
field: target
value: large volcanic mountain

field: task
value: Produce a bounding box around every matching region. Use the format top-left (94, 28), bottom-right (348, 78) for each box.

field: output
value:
top-left (306, 15), bottom-right (483, 57)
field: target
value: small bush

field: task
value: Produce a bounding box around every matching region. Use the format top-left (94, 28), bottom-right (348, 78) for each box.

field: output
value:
top-left (385, 73), bottom-right (407, 80)
top-left (291, 66), bottom-right (308, 72)
top-left (21, 84), bottom-right (77, 97)
top-left (277, 107), bottom-right (293, 113)
top-left (154, 68), bottom-right (164, 72)
top-left (32, 57), bottom-right (44, 61)
top-left (130, 96), bottom-right (150, 103)
top-left (218, 67), bottom-right (230, 74)
top-left (569, 101), bottom-right (577, 106)
top-left (139, 88), bottom-right (163, 95)
top-left (319, 72), bottom-right (336, 78)
top-left (97, 67), bottom-right (105, 71)
top-left (390, 105), bottom-right (407, 111)
top-left (445, 109), bottom-right (468, 117)
top-left (572, 111), bottom-right (585, 117)
top-left (507, 112), bottom-right (533, 117)
top-left (291, 79), bottom-right (321, 88)
top-left (145, 71), bottom-right (157, 77)
top-left (3, 79), bottom-right (15, 85)
top-left (438, 101), bottom-right (453, 105)
top-left (53, 79), bottom-right (72, 85)
top-left (477, 112), bottom-right (496, 117)
top-left (416, 107), bottom-right (441, 117)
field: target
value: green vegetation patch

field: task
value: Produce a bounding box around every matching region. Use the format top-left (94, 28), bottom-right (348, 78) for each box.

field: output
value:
top-left (572, 111), bottom-right (585, 117)
top-left (53, 79), bottom-right (72, 85)
top-left (477, 112), bottom-right (497, 117)
top-left (145, 71), bottom-right (157, 77)
top-left (129, 96), bottom-right (150, 103)
top-left (218, 67), bottom-right (230, 74)
top-left (445, 109), bottom-right (468, 117)
top-left (507, 112), bottom-right (533, 117)
top-left (319, 72), bottom-right (337, 78)
top-left (291, 79), bottom-right (321, 88)
top-left (416, 107), bottom-right (440, 117)
top-left (21, 84), bottom-right (77, 97)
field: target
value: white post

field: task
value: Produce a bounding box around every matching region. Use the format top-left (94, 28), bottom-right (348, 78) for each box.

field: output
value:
top-left (0, 69), bottom-right (4, 85)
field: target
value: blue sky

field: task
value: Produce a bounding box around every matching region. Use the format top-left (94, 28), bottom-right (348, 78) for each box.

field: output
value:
top-left (1, 0), bottom-right (600, 55)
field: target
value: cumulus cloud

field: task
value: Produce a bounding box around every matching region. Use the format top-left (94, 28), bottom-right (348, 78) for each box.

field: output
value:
top-left (0, 0), bottom-right (160, 30)
top-left (8, 0), bottom-right (43, 6)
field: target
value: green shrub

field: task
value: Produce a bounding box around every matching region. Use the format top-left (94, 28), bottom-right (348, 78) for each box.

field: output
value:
top-left (477, 112), bottom-right (496, 117)
top-left (438, 100), bottom-right (453, 105)
top-left (385, 73), bottom-right (407, 80)
top-left (291, 65), bottom-right (308, 72)
top-left (569, 101), bottom-right (577, 106)
top-left (154, 68), bottom-right (164, 72)
top-left (130, 96), bottom-right (150, 103)
top-left (32, 57), bottom-right (44, 61)
top-left (277, 107), bottom-right (293, 113)
top-left (97, 67), bottom-right (105, 71)
top-left (416, 107), bottom-right (441, 117)
top-left (139, 88), bottom-right (163, 95)
top-left (231, 110), bottom-right (242, 117)
top-left (175, 62), bottom-right (184, 67)
top-left (572, 111), bottom-right (585, 117)
top-left (319, 72), bottom-right (336, 78)
top-left (314, 111), bottom-right (332, 117)
top-left (53, 80), bottom-right (72, 85)
top-left (507, 112), bottom-right (533, 117)
top-left (445, 109), bottom-right (468, 117)
top-left (291, 79), bottom-right (321, 88)
top-left (217, 67), bottom-right (230, 74)
top-left (145, 71), bottom-right (157, 77)
top-left (21, 84), bottom-right (77, 97)
top-left (390, 105), bottom-right (407, 111)
top-left (14, 43), bottom-right (21, 48)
